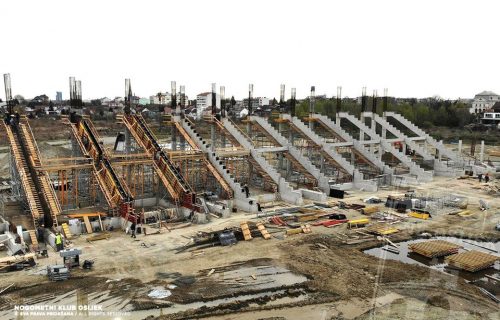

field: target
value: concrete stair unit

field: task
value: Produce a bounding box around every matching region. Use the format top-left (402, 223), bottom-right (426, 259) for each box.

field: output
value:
top-left (221, 118), bottom-right (303, 205)
top-left (385, 112), bottom-right (461, 163)
top-left (304, 114), bottom-right (393, 176)
top-left (180, 117), bottom-right (260, 213)
top-left (338, 112), bottom-right (433, 182)
top-left (370, 113), bottom-right (458, 177)
top-left (369, 113), bottom-right (433, 161)
top-left (251, 116), bottom-right (330, 194)
top-left (314, 113), bottom-right (353, 142)
top-left (288, 115), bottom-right (381, 192)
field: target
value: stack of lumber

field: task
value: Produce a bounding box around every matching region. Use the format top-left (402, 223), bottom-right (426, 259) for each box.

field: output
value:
top-left (408, 240), bottom-right (461, 258)
top-left (360, 206), bottom-right (380, 215)
top-left (445, 250), bottom-right (500, 272)
top-left (0, 253), bottom-right (36, 271)
top-left (312, 219), bottom-right (348, 227)
top-left (365, 223), bottom-right (399, 235)
top-left (347, 218), bottom-right (370, 229)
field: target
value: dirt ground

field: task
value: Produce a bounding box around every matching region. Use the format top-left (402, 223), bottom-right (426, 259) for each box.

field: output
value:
top-left (0, 175), bottom-right (499, 319)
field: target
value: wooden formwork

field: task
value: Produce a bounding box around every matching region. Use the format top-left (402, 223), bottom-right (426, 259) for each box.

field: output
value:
top-left (408, 240), bottom-right (461, 258)
top-left (445, 250), bottom-right (500, 272)
top-left (364, 223), bottom-right (399, 235)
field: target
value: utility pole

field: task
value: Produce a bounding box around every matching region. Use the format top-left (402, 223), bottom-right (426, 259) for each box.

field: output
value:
top-left (336, 86), bottom-right (342, 122)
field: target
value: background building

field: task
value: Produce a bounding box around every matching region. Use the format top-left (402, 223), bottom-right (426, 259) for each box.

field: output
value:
top-left (196, 92), bottom-right (220, 119)
top-left (470, 91), bottom-right (500, 114)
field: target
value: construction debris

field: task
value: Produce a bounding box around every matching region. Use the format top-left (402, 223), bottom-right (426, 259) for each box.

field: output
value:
top-left (0, 253), bottom-right (36, 272)
top-left (86, 233), bottom-right (111, 242)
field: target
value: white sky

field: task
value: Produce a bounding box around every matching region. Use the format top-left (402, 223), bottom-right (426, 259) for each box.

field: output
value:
top-left (0, 0), bottom-right (499, 101)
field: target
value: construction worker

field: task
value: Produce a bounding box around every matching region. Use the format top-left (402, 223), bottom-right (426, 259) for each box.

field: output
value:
top-left (55, 232), bottom-right (64, 251)
top-left (130, 221), bottom-right (136, 238)
top-left (478, 174), bottom-right (483, 183)
top-left (37, 224), bottom-right (45, 244)
top-left (485, 173), bottom-right (490, 183)
top-left (244, 184), bottom-right (250, 198)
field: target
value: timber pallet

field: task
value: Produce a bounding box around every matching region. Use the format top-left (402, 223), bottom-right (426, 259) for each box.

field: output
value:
top-left (256, 222), bottom-right (271, 239)
top-left (445, 250), bottom-right (499, 272)
top-left (240, 222), bottom-right (252, 240)
top-left (408, 240), bottom-right (461, 258)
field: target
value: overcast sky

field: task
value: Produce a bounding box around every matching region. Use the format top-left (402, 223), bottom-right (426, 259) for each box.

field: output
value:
top-left (1, 0), bottom-right (498, 101)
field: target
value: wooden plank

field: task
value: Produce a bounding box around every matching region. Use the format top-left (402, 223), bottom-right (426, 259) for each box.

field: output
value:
top-left (240, 222), bottom-right (252, 241)
top-left (67, 212), bottom-right (105, 218)
top-left (83, 216), bottom-right (93, 234)
top-left (0, 253), bottom-right (36, 264)
top-left (61, 223), bottom-right (72, 239)
top-left (256, 223), bottom-right (271, 239)
top-left (29, 230), bottom-right (38, 246)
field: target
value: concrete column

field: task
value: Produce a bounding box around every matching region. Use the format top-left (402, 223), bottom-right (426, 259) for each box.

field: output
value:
top-left (221, 134), bottom-right (226, 149)
top-left (480, 140), bottom-right (484, 162)
top-left (309, 119), bottom-right (314, 131)
top-left (179, 135), bottom-right (185, 151)
top-left (438, 140), bottom-right (443, 161)
top-left (278, 153), bottom-right (283, 171)
top-left (350, 150), bottom-right (355, 165)
top-left (320, 153), bottom-right (324, 172)
top-left (125, 129), bottom-right (132, 187)
top-left (171, 126), bottom-right (177, 151)
top-left (211, 124), bottom-right (215, 152)
top-left (246, 122), bottom-right (251, 136)
top-left (382, 112), bottom-right (387, 139)
top-left (458, 140), bottom-right (462, 155)
top-left (359, 114), bottom-right (365, 141)
top-left (286, 158), bottom-right (292, 178)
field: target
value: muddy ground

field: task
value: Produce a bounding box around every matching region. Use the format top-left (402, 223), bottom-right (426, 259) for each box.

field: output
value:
top-left (0, 174), bottom-right (499, 319)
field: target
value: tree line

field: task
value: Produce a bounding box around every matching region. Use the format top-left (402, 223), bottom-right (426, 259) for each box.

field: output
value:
top-left (294, 97), bottom-right (475, 128)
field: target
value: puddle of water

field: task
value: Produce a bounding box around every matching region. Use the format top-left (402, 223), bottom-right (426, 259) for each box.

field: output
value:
top-left (364, 236), bottom-right (500, 296)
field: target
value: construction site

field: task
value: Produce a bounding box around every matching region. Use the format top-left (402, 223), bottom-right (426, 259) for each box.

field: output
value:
top-left (0, 74), bottom-right (499, 320)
